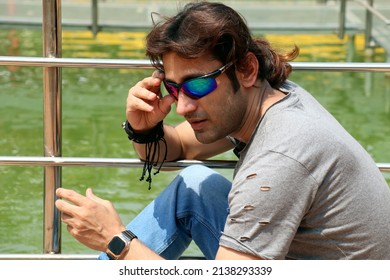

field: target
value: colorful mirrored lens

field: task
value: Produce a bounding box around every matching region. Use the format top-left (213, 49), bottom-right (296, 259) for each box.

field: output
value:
top-left (164, 77), bottom-right (217, 100)
top-left (163, 62), bottom-right (233, 100)
top-left (183, 77), bottom-right (217, 98)
top-left (164, 82), bottom-right (179, 98)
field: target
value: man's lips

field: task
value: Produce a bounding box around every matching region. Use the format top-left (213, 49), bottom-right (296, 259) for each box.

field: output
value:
top-left (187, 118), bottom-right (207, 131)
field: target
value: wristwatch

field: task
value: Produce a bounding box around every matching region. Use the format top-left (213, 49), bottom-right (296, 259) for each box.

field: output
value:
top-left (106, 230), bottom-right (137, 260)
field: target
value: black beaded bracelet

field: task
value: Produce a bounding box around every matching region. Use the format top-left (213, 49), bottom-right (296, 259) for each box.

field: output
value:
top-left (122, 120), bottom-right (167, 190)
top-left (122, 120), bottom-right (164, 144)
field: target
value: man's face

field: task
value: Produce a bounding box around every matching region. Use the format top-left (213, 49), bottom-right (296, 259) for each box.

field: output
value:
top-left (162, 52), bottom-right (247, 144)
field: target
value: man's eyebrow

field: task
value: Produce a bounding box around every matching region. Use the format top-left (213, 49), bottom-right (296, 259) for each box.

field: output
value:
top-left (164, 72), bottom-right (205, 84)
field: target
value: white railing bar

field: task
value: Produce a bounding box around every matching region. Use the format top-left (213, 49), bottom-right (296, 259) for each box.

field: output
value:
top-left (292, 61), bottom-right (390, 72)
top-left (0, 56), bottom-right (154, 69)
top-left (0, 254), bottom-right (98, 260)
top-left (0, 56), bottom-right (389, 72)
top-left (0, 156), bottom-right (237, 170)
top-left (0, 254), bottom-right (202, 260)
top-left (0, 156), bottom-right (388, 172)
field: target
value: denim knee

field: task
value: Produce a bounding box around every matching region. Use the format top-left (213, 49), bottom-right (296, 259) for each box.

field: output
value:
top-left (173, 164), bottom-right (231, 221)
top-left (177, 165), bottom-right (229, 195)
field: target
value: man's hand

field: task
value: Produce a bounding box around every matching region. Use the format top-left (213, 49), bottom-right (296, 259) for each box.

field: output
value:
top-left (126, 70), bottom-right (175, 132)
top-left (55, 187), bottom-right (125, 252)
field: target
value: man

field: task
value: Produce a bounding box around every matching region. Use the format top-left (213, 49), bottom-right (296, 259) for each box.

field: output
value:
top-left (55, 2), bottom-right (390, 260)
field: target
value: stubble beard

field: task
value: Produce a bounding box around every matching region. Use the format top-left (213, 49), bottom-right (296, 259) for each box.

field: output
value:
top-left (193, 103), bottom-right (246, 144)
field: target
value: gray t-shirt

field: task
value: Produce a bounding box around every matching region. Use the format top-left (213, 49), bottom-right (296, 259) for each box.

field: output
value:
top-left (220, 81), bottom-right (390, 259)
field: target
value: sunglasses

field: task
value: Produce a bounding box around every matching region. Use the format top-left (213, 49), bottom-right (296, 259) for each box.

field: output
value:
top-left (162, 61), bottom-right (234, 100)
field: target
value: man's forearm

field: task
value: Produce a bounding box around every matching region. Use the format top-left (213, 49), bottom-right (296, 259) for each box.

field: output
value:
top-left (122, 239), bottom-right (165, 260)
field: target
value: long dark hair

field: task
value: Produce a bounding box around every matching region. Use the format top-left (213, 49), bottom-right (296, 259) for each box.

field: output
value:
top-left (146, 1), bottom-right (299, 89)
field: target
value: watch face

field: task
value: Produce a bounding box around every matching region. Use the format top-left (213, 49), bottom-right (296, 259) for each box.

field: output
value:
top-left (108, 236), bottom-right (126, 255)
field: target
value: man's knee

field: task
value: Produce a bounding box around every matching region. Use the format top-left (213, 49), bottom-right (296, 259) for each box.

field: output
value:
top-left (177, 165), bottom-right (231, 197)
top-left (179, 165), bottom-right (217, 181)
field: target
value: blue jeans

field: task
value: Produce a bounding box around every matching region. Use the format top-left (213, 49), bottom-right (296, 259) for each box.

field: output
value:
top-left (98, 165), bottom-right (232, 260)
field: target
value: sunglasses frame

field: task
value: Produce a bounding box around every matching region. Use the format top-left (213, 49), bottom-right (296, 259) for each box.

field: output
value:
top-left (163, 61), bottom-right (234, 100)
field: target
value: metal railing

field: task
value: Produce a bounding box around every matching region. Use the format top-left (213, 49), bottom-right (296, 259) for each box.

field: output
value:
top-left (336, 0), bottom-right (390, 62)
top-left (1, 56), bottom-right (390, 71)
top-left (0, 0), bottom-right (389, 259)
top-left (355, 0), bottom-right (390, 48)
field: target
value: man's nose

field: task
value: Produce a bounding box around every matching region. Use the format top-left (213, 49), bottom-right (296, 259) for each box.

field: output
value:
top-left (175, 91), bottom-right (198, 116)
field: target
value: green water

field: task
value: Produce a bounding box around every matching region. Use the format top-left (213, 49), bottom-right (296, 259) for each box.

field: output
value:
top-left (0, 29), bottom-right (389, 256)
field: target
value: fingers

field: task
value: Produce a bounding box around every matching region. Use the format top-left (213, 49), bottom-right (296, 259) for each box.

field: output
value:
top-left (126, 71), bottom-right (173, 131)
top-left (56, 187), bottom-right (86, 207)
top-left (85, 187), bottom-right (95, 200)
top-left (55, 188), bottom-right (82, 219)
top-left (129, 73), bottom-right (163, 103)
top-left (152, 69), bottom-right (164, 79)
top-left (56, 187), bottom-right (124, 252)
top-left (159, 94), bottom-right (176, 115)
top-left (126, 76), bottom-right (161, 114)
top-left (85, 187), bottom-right (106, 204)
top-left (55, 187), bottom-right (99, 217)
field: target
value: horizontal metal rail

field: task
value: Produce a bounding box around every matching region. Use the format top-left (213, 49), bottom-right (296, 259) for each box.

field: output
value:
top-left (0, 56), bottom-right (389, 72)
top-left (0, 156), bottom-right (388, 173)
top-left (0, 56), bottom-right (153, 69)
top-left (0, 254), bottom-right (98, 260)
top-left (0, 253), bottom-right (203, 260)
top-left (0, 156), bottom-right (237, 170)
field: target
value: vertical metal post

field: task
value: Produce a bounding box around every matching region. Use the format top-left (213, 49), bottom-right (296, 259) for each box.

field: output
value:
top-left (365, 0), bottom-right (374, 48)
top-left (338, 0), bottom-right (347, 39)
top-left (42, 0), bottom-right (62, 254)
top-left (92, 0), bottom-right (99, 37)
top-left (385, 73), bottom-right (390, 113)
top-left (364, 0), bottom-right (375, 97)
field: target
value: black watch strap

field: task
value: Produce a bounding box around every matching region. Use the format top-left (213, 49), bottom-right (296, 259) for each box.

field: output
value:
top-left (122, 230), bottom-right (137, 242)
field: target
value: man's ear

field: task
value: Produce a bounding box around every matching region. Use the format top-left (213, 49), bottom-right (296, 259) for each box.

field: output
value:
top-left (236, 52), bottom-right (259, 88)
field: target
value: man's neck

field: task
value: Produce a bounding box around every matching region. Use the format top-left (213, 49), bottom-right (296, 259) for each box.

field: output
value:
top-left (232, 81), bottom-right (285, 143)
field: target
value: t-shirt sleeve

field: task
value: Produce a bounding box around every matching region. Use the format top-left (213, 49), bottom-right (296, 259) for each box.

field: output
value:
top-left (220, 151), bottom-right (318, 259)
